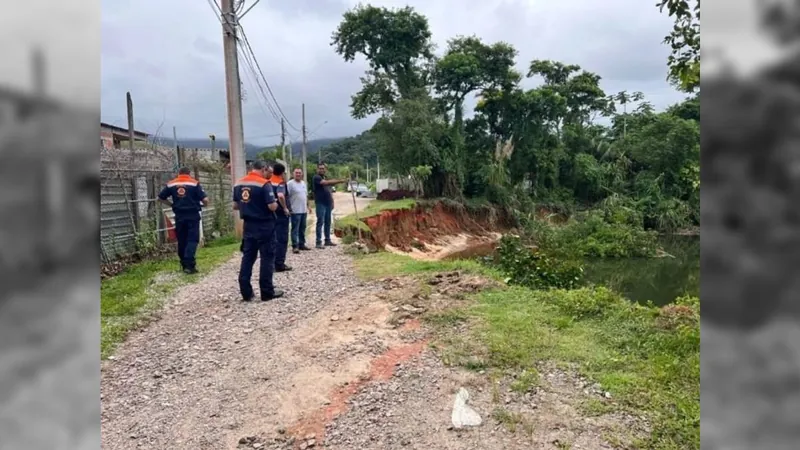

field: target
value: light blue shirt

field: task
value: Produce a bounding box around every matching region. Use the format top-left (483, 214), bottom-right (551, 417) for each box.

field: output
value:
top-left (286, 179), bottom-right (308, 214)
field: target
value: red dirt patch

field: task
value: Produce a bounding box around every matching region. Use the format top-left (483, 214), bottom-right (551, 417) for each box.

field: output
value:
top-left (287, 340), bottom-right (428, 446)
top-left (400, 318), bottom-right (421, 331)
top-left (351, 202), bottom-right (511, 251)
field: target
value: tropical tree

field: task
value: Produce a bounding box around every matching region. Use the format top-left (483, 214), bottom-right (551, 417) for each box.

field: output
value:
top-left (657, 0), bottom-right (700, 92)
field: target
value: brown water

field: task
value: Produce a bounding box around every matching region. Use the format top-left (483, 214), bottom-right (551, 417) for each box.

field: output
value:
top-left (442, 240), bottom-right (499, 261)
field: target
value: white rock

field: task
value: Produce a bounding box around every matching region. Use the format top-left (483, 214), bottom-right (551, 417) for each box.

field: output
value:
top-left (451, 387), bottom-right (482, 428)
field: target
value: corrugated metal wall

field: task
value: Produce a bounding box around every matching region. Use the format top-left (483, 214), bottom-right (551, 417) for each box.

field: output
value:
top-left (100, 167), bottom-right (232, 263)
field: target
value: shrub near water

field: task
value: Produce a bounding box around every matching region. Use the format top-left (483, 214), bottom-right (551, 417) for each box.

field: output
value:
top-left (524, 206), bottom-right (659, 258)
top-left (493, 235), bottom-right (584, 289)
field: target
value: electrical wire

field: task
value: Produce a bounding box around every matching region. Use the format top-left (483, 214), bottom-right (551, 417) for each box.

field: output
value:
top-left (206, 0), bottom-right (299, 139)
top-left (237, 44), bottom-right (283, 126)
top-left (237, 25), bottom-right (300, 132)
top-left (239, 0), bottom-right (262, 19)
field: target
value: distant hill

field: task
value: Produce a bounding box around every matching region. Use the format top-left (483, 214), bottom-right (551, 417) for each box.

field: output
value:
top-left (174, 137), bottom-right (347, 161)
top-left (171, 137), bottom-right (262, 156)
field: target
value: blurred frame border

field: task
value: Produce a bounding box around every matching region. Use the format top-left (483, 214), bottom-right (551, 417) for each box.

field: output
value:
top-left (0, 7), bottom-right (101, 449)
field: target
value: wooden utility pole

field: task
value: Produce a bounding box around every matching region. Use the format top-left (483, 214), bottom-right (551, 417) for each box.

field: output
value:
top-left (173, 126), bottom-right (179, 166)
top-left (32, 47), bottom-right (46, 96)
top-left (210, 134), bottom-right (217, 161)
top-left (220, 0), bottom-right (246, 237)
top-left (126, 92), bottom-right (135, 153)
top-left (280, 118), bottom-right (286, 162)
top-left (301, 103), bottom-right (308, 179)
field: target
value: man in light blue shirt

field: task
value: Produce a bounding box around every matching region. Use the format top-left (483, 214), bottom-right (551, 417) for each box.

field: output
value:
top-left (286, 168), bottom-right (311, 253)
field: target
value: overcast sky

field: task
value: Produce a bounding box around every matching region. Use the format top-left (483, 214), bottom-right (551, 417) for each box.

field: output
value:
top-left (97, 0), bottom-right (695, 147)
top-left (0, 1), bottom-right (786, 147)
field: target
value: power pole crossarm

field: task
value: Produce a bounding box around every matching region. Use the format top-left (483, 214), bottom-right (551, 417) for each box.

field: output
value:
top-left (221, 0), bottom-right (246, 237)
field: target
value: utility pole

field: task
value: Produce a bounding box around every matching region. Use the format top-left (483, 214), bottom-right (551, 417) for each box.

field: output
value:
top-left (32, 47), bottom-right (46, 96)
top-left (173, 126), bottom-right (179, 166)
top-left (126, 92), bottom-right (135, 153)
top-left (301, 103), bottom-right (308, 179)
top-left (280, 118), bottom-right (286, 162)
top-left (220, 0), bottom-right (246, 237)
top-left (210, 134), bottom-right (217, 161)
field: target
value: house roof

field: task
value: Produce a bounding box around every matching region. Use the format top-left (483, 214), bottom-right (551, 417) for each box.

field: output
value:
top-left (100, 121), bottom-right (149, 138)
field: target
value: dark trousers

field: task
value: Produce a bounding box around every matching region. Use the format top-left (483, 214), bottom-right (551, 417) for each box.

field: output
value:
top-left (239, 220), bottom-right (276, 299)
top-left (274, 214), bottom-right (290, 268)
top-left (290, 213), bottom-right (307, 249)
top-left (315, 202), bottom-right (333, 245)
top-left (175, 218), bottom-right (200, 270)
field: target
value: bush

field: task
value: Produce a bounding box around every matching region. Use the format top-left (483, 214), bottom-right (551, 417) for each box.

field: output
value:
top-left (525, 208), bottom-right (659, 258)
top-left (544, 286), bottom-right (626, 320)
top-left (377, 189), bottom-right (415, 201)
top-left (493, 235), bottom-right (584, 290)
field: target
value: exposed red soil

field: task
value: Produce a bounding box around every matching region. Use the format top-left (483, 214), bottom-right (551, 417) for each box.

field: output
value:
top-left (342, 202), bottom-right (512, 251)
top-left (286, 340), bottom-right (429, 446)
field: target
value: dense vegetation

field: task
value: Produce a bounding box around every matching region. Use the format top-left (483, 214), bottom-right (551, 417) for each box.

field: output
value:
top-left (328, 4), bottom-right (700, 233)
top-left (334, 3), bottom-right (701, 447)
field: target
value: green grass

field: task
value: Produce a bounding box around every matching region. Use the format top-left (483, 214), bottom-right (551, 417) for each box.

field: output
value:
top-left (334, 198), bottom-right (417, 232)
top-left (352, 250), bottom-right (500, 279)
top-left (100, 238), bottom-right (240, 359)
top-left (353, 252), bottom-right (699, 449)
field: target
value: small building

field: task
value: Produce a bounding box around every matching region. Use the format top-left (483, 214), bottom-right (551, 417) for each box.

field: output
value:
top-left (100, 121), bottom-right (150, 150)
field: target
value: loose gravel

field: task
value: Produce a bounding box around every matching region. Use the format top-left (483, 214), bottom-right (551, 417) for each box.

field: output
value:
top-left (101, 241), bottom-right (642, 450)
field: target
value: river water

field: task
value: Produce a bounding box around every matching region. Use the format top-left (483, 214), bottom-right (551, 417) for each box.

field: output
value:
top-left (583, 235), bottom-right (700, 306)
top-left (454, 234), bottom-right (700, 306)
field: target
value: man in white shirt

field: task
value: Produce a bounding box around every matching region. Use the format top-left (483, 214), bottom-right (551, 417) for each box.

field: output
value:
top-left (286, 168), bottom-right (311, 253)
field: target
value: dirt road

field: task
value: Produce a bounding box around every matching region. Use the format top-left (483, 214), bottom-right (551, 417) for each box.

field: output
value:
top-left (331, 191), bottom-right (373, 222)
top-left (101, 241), bottom-right (636, 449)
top-left (304, 191), bottom-right (373, 244)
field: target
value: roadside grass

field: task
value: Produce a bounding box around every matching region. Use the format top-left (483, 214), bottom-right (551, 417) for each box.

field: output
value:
top-left (100, 238), bottom-right (239, 359)
top-left (353, 251), bottom-right (700, 449)
top-left (352, 250), bottom-right (501, 279)
top-left (334, 198), bottom-right (417, 232)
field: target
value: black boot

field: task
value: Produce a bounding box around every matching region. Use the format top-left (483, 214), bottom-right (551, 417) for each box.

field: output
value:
top-left (261, 289), bottom-right (285, 301)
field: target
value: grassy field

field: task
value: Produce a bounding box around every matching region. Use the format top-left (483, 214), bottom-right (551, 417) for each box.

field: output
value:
top-left (353, 251), bottom-right (700, 450)
top-left (334, 198), bottom-right (417, 232)
top-left (100, 237), bottom-right (240, 359)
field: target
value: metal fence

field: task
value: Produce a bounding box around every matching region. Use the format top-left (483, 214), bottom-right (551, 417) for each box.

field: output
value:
top-left (100, 150), bottom-right (233, 263)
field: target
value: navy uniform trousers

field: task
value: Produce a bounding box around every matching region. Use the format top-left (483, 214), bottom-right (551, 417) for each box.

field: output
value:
top-left (239, 219), bottom-right (276, 299)
top-left (175, 218), bottom-right (200, 270)
top-left (274, 214), bottom-right (290, 269)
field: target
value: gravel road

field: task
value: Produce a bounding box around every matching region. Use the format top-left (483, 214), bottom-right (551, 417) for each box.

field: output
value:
top-left (101, 237), bottom-right (638, 449)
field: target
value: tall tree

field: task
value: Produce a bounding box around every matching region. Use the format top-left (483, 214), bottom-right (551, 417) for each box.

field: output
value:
top-left (611, 90), bottom-right (645, 138)
top-left (433, 36), bottom-right (520, 197)
top-left (332, 4), bottom-right (434, 118)
top-left (657, 0), bottom-right (700, 92)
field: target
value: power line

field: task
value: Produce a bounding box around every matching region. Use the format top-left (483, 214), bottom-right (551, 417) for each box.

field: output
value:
top-left (237, 44), bottom-right (283, 126)
top-left (239, 0), bottom-right (262, 19)
top-left (237, 25), bottom-right (300, 132)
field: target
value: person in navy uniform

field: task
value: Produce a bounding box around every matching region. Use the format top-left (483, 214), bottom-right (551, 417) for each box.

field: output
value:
top-left (158, 167), bottom-right (209, 274)
top-left (233, 161), bottom-right (284, 301)
top-left (269, 162), bottom-right (292, 272)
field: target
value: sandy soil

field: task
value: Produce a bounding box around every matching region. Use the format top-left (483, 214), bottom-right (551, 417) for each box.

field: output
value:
top-left (100, 247), bottom-right (640, 450)
top-left (386, 233), bottom-right (502, 261)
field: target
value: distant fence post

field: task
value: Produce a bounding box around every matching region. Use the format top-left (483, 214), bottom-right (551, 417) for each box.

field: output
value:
top-left (134, 175), bottom-right (148, 231)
